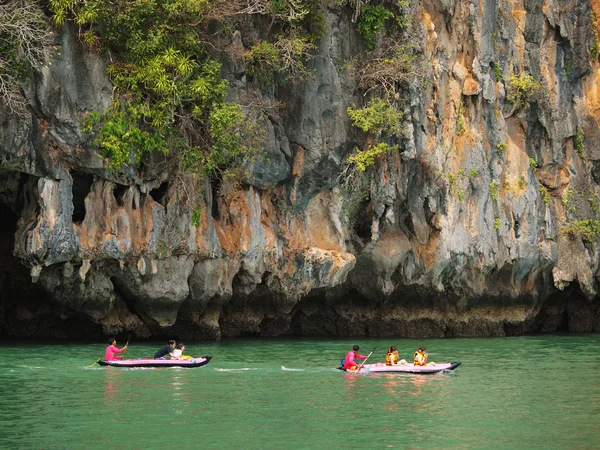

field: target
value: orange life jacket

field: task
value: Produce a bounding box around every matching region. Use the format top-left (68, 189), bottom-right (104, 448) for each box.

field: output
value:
top-left (414, 351), bottom-right (426, 366)
top-left (385, 351), bottom-right (397, 366)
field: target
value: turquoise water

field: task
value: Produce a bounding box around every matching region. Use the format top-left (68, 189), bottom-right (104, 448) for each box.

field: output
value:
top-left (0, 335), bottom-right (599, 449)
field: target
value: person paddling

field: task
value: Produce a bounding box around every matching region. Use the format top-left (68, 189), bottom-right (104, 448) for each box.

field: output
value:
top-left (154, 340), bottom-right (176, 359)
top-left (105, 337), bottom-right (128, 361)
top-left (343, 345), bottom-right (368, 370)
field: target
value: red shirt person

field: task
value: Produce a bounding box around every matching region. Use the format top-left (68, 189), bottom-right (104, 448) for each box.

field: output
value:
top-left (343, 345), bottom-right (368, 369)
top-left (105, 338), bottom-right (128, 361)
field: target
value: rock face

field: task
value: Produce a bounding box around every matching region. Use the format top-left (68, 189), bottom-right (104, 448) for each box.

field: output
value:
top-left (1, 1), bottom-right (600, 339)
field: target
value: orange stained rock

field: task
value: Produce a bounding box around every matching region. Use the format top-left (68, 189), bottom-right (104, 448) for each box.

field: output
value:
top-left (592, 0), bottom-right (600, 37)
top-left (462, 76), bottom-right (480, 96)
top-left (77, 179), bottom-right (154, 258)
top-left (420, 10), bottom-right (438, 56)
top-left (583, 67), bottom-right (600, 121)
top-left (511, 8), bottom-right (527, 67)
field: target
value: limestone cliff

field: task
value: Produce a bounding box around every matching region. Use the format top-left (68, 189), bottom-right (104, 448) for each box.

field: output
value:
top-left (1, 0), bottom-right (600, 339)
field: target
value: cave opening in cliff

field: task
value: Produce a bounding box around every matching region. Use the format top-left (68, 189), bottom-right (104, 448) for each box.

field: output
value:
top-left (71, 171), bottom-right (94, 224)
top-left (113, 183), bottom-right (128, 207)
top-left (150, 182), bottom-right (169, 206)
top-left (0, 172), bottom-right (53, 338)
top-left (210, 178), bottom-right (221, 219)
top-left (353, 197), bottom-right (372, 240)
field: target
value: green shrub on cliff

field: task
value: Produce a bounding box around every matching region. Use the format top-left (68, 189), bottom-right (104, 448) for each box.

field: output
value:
top-left (539, 185), bottom-right (551, 206)
top-left (247, 33), bottom-right (315, 85)
top-left (184, 102), bottom-right (263, 177)
top-left (347, 98), bottom-right (403, 137)
top-left (49, 0), bottom-right (264, 178)
top-left (356, 4), bottom-right (393, 48)
top-left (347, 143), bottom-right (397, 172)
top-left (86, 100), bottom-right (168, 171)
top-left (575, 126), bottom-right (585, 159)
top-left (560, 219), bottom-right (600, 242)
top-left (489, 182), bottom-right (499, 201)
top-left (506, 74), bottom-right (541, 109)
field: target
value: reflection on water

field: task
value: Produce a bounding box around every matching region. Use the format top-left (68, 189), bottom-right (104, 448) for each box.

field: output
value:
top-left (103, 368), bottom-right (123, 401)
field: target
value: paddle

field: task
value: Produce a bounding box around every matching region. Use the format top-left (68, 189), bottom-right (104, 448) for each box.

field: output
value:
top-left (357, 345), bottom-right (377, 372)
top-left (119, 334), bottom-right (132, 359)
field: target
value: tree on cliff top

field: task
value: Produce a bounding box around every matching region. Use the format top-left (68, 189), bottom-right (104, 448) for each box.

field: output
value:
top-left (0, 1), bottom-right (53, 115)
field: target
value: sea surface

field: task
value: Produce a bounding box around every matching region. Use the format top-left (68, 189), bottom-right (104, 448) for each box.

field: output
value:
top-left (0, 335), bottom-right (599, 449)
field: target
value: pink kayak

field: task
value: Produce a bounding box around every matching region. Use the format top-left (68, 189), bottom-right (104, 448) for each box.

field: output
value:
top-left (98, 355), bottom-right (212, 368)
top-left (340, 361), bottom-right (461, 374)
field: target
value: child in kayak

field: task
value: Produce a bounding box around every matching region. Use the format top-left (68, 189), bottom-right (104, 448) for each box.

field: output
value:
top-left (414, 347), bottom-right (427, 365)
top-left (172, 343), bottom-right (194, 360)
top-left (386, 346), bottom-right (409, 366)
top-left (105, 337), bottom-right (128, 361)
top-left (343, 345), bottom-right (368, 370)
top-left (414, 347), bottom-right (435, 366)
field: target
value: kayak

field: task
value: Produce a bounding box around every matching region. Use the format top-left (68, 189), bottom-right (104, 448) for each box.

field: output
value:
top-left (98, 355), bottom-right (212, 368)
top-left (339, 361), bottom-right (461, 374)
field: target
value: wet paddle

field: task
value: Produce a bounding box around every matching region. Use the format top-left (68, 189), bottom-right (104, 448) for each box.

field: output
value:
top-left (119, 334), bottom-right (132, 359)
top-left (357, 345), bottom-right (377, 372)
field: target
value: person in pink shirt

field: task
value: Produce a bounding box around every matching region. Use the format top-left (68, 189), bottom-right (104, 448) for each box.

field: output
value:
top-left (343, 345), bottom-right (368, 370)
top-left (105, 337), bottom-right (128, 361)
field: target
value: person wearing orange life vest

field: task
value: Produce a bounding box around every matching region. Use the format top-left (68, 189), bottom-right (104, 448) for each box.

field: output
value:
top-left (386, 346), bottom-right (409, 366)
top-left (343, 345), bottom-right (368, 370)
top-left (414, 347), bottom-right (428, 366)
top-left (386, 346), bottom-right (399, 365)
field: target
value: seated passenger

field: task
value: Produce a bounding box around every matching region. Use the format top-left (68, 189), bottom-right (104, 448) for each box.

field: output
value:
top-left (386, 346), bottom-right (399, 365)
top-left (386, 346), bottom-right (409, 366)
top-left (414, 347), bottom-right (428, 366)
top-left (172, 343), bottom-right (194, 360)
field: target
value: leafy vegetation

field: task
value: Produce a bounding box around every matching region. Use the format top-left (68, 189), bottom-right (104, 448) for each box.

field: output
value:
top-left (506, 74), bottom-right (541, 109)
top-left (496, 141), bottom-right (507, 155)
top-left (191, 206), bottom-right (202, 227)
top-left (518, 175), bottom-right (527, 189)
top-left (347, 98), bottom-right (403, 137)
top-left (493, 218), bottom-right (501, 229)
top-left (560, 219), bottom-right (600, 242)
top-left (49, 0), bottom-right (299, 177)
top-left (347, 143), bottom-right (397, 172)
top-left (489, 182), bottom-right (499, 201)
top-left (539, 185), bottom-right (551, 206)
top-left (356, 4), bottom-right (393, 48)
top-left (247, 32), bottom-right (315, 85)
top-left (575, 126), bottom-right (585, 159)
top-left (492, 61), bottom-right (502, 81)
top-left (529, 157), bottom-right (538, 170)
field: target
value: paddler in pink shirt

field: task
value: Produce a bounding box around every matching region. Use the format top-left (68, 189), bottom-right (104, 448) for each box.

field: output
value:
top-left (105, 337), bottom-right (128, 361)
top-left (343, 345), bottom-right (368, 370)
